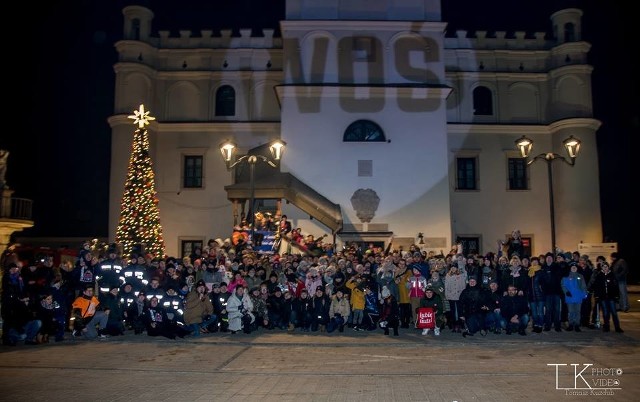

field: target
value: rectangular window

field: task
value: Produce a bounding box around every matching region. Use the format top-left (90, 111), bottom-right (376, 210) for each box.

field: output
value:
top-left (508, 158), bottom-right (528, 190)
top-left (456, 157), bottom-right (477, 190)
top-left (456, 236), bottom-right (480, 256)
top-left (181, 240), bottom-right (203, 259)
top-left (183, 155), bottom-right (203, 188)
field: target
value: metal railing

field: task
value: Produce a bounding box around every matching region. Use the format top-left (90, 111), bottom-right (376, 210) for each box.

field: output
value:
top-left (0, 196), bottom-right (33, 220)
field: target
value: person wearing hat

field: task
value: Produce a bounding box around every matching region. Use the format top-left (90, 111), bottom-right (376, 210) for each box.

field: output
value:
top-left (541, 252), bottom-right (565, 332)
top-left (281, 288), bottom-right (297, 331)
top-left (407, 266), bottom-right (428, 327)
top-left (2, 263), bottom-right (42, 345)
top-left (119, 282), bottom-right (137, 310)
top-left (311, 286), bottom-right (331, 332)
top-left (479, 256), bottom-right (497, 291)
top-left (484, 280), bottom-right (503, 334)
top-left (362, 283), bottom-right (381, 331)
top-left (211, 282), bottom-right (231, 332)
top-left (561, 261), bottom-right (588, 332)
top-left (183, 279), bottom-right (216, 336)
top-left (142, 295), bottom-right (188, 339)
top-left (419, 286), bottom-right (444, 336)
top-left (304, 268), bottom-right (323, 301)
top-left (227, 286), bottom-right (254, 334)
top-left (458, 276), bottom-right (491, 337)
top-left (295, 288), bottom-right (314, 331)
top-left (527, 256), bottom-right (546, 334)
top-left (378, 286), bottom-right (399, 336)
top-left (121, 254), bottom-right (148, 293)
top-left (19, 259), bottom-right (47, 302)
top-left (327, 288), bottom-right (350, 333)
top-left (248, 286), bottom-right (269, 330)
top-left (346, 275), bottom-right (366, 331)
top-left (244, 266), bottom-right (261, 291)
top-left (267, 287), bottom-right (287, 330)
top-left (98, 284), bottom-right (125, 336)
top-left (70, 284), bottom-right (109, 339)
top-left (591, 261), bottom-right (624, 333)
top-left (162, 285), bottom-right (186, 328)
top-left (97, 243), bottom-right (124, 295)
top-left (126, 290), bottom-right (147, 334)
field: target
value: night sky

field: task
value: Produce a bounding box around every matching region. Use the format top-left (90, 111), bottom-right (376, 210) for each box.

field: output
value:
top-left (3, 1), bottom-right (635, 272)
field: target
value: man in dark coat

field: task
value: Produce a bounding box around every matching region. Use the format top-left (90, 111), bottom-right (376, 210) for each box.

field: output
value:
top-left (500, 285), bottom-right (530, 335)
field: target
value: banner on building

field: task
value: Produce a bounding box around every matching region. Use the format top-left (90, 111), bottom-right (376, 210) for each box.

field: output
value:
top-left (577, 243), bottom-right (618, 264)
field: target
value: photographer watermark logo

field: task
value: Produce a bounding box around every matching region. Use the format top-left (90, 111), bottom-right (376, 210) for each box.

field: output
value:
top-left (548, 363), bottom-right (622, 396)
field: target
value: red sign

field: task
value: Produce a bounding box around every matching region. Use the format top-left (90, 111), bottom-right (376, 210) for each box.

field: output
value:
top-left (416, 307), bottom-right (435, 329)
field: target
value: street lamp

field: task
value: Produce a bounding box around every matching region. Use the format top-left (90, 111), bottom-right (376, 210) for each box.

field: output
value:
top-left (515, 135), bottom-right (581, 257)
top-left (220, 139), bottom-right (286, 249)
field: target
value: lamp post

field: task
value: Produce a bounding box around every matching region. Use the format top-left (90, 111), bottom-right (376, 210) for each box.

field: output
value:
top-left (220, 140), bottom-right (286, 249)
top-left (515, 135), bottom-right (581, 258)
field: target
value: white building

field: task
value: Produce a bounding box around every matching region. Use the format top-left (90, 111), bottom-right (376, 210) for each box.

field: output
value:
top-left (108, 0), bottom-right (602, 258)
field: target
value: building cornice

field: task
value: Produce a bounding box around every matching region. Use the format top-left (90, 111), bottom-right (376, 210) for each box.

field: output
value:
top-left (107, 115), bottom-right (280, 133)
top-left (281, 20), bottom-right (447, 33)
top-left (447, 118), bottom-right (601, 135)
top-left (275, 84), bottom-right (452, 100)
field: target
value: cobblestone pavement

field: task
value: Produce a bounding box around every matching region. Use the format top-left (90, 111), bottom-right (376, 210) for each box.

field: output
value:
top-left (1, 292), bottom-right (639, 402)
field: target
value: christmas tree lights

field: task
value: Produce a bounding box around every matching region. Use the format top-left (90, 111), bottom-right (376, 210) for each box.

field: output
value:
top-left (115, 104), bottom-right (166, 258)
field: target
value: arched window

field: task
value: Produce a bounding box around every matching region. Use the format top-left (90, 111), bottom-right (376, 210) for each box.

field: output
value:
top-left (564, 23), bottom-right (576, 42)
top-left (343, 120), bottom-right (385, 142)
top-left (473, 86), bottom-right (493, 116)
top-left (215, 85), bottom-right (235, 117)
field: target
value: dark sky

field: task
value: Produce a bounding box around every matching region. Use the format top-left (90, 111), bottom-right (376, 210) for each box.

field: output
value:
top-left (4, 0), bottom-right (635, 269)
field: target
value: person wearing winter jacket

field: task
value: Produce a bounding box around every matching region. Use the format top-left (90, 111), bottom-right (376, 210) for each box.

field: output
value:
top-left (379, 286), bottom-right (400, 336)
top-left (459, 277), bottom-right (491, 337)
top-left (419, 286), bottom-right (445, 336)
top-left (527, 256), bottom-right (546, 333)
top-left (591, 263), bottom-right (624, 333)
top-left (183, 279), bottom-right (216, 336)
top-left (561, 264), bottom-right (588, 332)
top-left (500, 284), bottom-right (530, 335)
top-left (227, 285), bottom-right (254, 334)
top-left (327, 288), bottom-right (350, 333)
top-left (406, 267), bottom-right (427, 325)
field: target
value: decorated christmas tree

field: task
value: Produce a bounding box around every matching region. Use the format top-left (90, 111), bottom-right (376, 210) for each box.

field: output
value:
top-left (115, 104), bottom-right (166, 258)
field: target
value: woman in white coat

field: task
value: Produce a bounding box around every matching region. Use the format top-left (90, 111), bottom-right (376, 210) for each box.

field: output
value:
top-left (226, 286), bottom-right (254, 333)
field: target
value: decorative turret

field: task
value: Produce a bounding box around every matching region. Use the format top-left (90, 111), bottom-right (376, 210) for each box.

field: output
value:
top-left (123, 5), bottom-right (154, 42)
top-left (550, 8), bottom-right (583, 44)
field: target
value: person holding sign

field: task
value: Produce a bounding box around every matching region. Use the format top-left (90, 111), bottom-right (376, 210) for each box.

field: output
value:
top-left (418, 286), bottom-right (444, 336)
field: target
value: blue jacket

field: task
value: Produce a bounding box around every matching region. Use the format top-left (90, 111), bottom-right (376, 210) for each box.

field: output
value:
top-left (561, 272), bottom-right (587, 303)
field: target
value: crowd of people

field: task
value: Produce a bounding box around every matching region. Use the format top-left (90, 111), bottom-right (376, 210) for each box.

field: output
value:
top-left (0, 229), bottom-right (631, 346)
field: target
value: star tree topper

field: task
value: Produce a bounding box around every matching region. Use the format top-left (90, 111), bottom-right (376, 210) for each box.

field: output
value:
top-left (128, 104), bottom-right (156, 128)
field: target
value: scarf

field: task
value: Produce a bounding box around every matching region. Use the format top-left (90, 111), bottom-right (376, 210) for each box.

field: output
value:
top-left (528, 265), bottom-right (541, 277)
